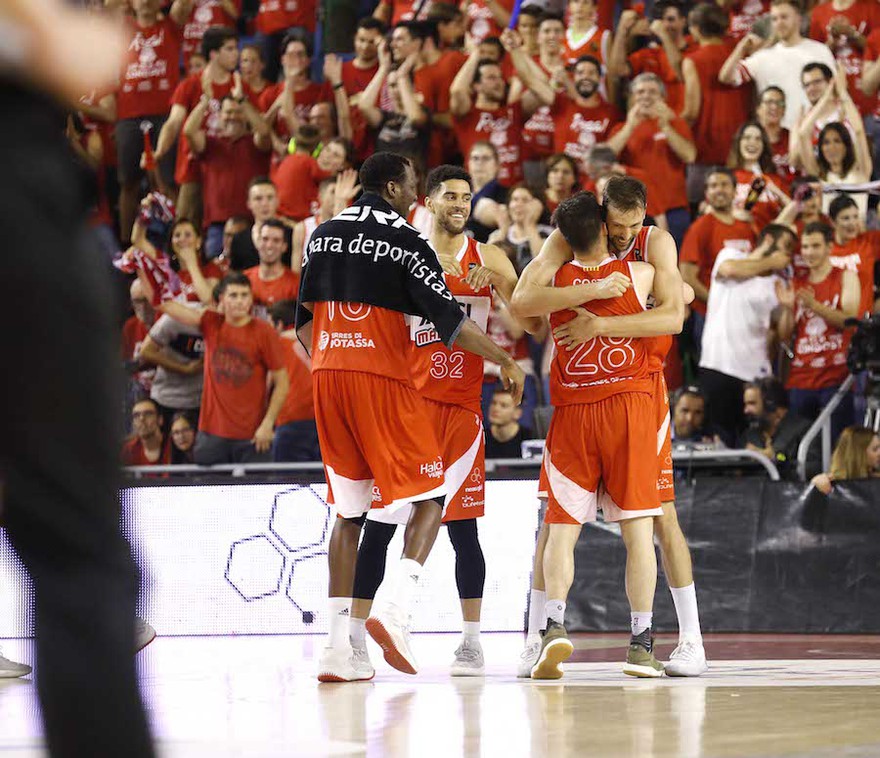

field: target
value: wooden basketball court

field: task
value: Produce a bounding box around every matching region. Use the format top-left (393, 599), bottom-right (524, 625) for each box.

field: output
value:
top-left (1, 633), bottom-right (878, 756)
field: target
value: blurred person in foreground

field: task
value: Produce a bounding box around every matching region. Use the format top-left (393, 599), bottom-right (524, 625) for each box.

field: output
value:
top-left (0, 2), bottom-right (154, 756)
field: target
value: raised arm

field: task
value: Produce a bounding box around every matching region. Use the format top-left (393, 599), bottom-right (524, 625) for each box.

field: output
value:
top-left (182, 94), bottom-right (210, 154)
top-left (450, 48), bottom-right (481, 117)
top-left (358, 41), bottom-right (391, 129)
top-left (719, 34), bottom-right (760, 86)
top-left (139, 334), bottom-right (203, 376)
top-left (396, 56), bottom-right (428, 127)
top-left (324, 54), bottom-right (353, 140)
top-left (681, 57), bottom-right (701, 124)
top-left (501, 29), bottom-right (556, 107)
top-left (158, 301), bottom-right (207, 327)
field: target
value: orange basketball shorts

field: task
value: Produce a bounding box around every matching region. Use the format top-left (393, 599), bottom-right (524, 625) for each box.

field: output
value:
top-left (314, 370), bottom-right (446, 519)
top-left (542, 392), bottom-right (663, 525)
top-left (652, 370), bottom-right (675, 503)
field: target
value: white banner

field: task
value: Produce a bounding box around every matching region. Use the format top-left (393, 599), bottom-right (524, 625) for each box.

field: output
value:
top-left (0, 480), bottom-right (542, 637)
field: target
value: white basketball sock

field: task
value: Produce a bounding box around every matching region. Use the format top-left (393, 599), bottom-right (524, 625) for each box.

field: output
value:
top-left (528, 589), bottom-right (547, 639)
top-left (350, 617), bottom-right (366, 647)
top-left (631, 611), bottom-right (653, 637)
top-left (328, 597), bottom-right (351, 649)
top-left (670, 583), bottom-right (702, 642)
top-left (545, 600), bottom-right (566, 626)
top-left (390, 558), bottom-right (422, 615)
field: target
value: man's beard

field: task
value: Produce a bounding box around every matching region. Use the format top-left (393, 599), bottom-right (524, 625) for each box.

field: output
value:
top-left (575, 81), bottom-right (597, 99)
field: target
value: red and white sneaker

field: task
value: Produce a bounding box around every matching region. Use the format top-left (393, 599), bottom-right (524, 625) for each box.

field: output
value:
top-left (366, 603), bottom-right (418, 675)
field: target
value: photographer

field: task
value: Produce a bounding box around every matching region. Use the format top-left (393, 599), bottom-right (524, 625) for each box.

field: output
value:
top-left (740, 377), bottom-right (820, 479)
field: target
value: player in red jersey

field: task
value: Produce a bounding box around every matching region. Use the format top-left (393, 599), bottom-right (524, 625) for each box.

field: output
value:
top-left (511, 176), bottom-right (708, 678)
top-left (518, 191), bottom-right (667, 679)
top-left (299, 153), bottom-right (526, 683)
top-left (348, 165), bottom-right (540, 678)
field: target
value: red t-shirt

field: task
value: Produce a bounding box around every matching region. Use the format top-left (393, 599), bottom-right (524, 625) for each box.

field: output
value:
top-left (611, 117), bottom-right (693, 213)
top-left (256, 0), bottom-right (316, 34)
top-left (465, 0), bottom-right (516, 44)
top-left (273, 152), bottom-right (333, 220)
top-left (810, 0), bottom-right (879, 114)
top-left (727, 0), bottom-right (771, 40)
top-left (769, 129), bottom-right (798, 189)
top-left (831, 230), bottom-right (880, 316)
top-left (170, 74), bottom-right (259, 185)
top-left (551, 96), bottom-right (621, 168)
top-left (244, 267), bottom-right (301, 319)
top-left (199, 310), bottom-right (286, 439)
top-left (453, 102), bottom-right (524, 186)
top-left (276, 335), bottom-right (315, 425)
top-left (787, 266), bottom-right (851, 389)
top-left (201, 134), bottom-right (271, 225)
top-left (629, 39), bottom-right (697, 115)
top-left (179, 261), bottom-right (223, 302)
top-left (342, 60), bottom-right (379, 96)
top-left (680, 213), bottom-right (757, 315)
top-left (121, 435), bottom-right (172, 466)
top-left (118, 17), bottom-right (182, 120)
top-left (733, 168), bottom-right (785, 231)
top-left (685, 42), bottom-right (751, 165)
top-left (259, 81), bottom-right (332, 141)
top-left (122, 316), bottom-right (156, 393)
top-left (182, 0), bottom-right (240, 65)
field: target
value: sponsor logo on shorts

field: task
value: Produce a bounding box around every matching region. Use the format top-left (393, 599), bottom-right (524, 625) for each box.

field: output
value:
top-left (371, 486), bottom-right (382, 503)
top-left (470, 468), bottom-right (482, 485)
top-left (419, 457), bottom-right (444, 479)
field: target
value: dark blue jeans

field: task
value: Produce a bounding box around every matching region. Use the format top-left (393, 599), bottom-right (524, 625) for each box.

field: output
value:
top-left (788, 385), bottom-right (855, 445)
top-left (272, 418), bottom-right (321, 462)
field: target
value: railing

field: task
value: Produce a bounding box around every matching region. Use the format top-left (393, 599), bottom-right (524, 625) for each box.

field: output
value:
top-left (796, 374), bottom-right (856, 481)
top-left (125, 451), bottom-right (779, 480)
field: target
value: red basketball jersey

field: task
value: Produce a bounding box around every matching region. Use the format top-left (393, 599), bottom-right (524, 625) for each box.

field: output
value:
top-left (549, 258), bottom-right (652, 406)
top-left (409, 238), bottom-right (492, 415)
top-left (614, 225), bottom-right (672, 372)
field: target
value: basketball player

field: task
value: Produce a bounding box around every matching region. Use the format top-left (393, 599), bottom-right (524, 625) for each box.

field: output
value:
top-left (526, 190), bottom-right (668, 679)
top-left (299, 153), bottom-right (526, 682)
top-left (510, 176), bottom-right (708, 678)
top-left (349, 165), bottom-right (542, 678)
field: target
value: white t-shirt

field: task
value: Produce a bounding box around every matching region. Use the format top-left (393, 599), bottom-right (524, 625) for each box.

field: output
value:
top-left (699, 248), bottom-right (781, 382)
top-left (741, 39), bottom-right (836, 129)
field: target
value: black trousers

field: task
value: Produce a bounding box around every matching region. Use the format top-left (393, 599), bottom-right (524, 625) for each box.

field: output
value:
top-left (698, 367), bottom-right (745, 447)
top-left (0, 86), bottom-right (154, 757)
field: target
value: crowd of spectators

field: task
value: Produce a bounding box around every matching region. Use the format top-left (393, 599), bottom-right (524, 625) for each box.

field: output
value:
top-left (89, 0), bottom-right (879, 474)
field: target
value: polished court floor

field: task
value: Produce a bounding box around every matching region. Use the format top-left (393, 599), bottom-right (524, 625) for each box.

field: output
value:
top-left (1, 633), bottom-right (879, 757)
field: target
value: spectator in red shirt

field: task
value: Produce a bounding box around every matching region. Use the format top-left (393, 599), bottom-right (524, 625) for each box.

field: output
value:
top-left (343, 18), bottom-right (385, 105)
top-left (152, 26), bottom-right (245, 228)
top-left (539, 55), bottom-right (622, 175)
top-left (680, 167), bottom-right (758, 325)
top-left (181, 0), bottom-right (240, 67)
top-left (244, 219), bottom-right (300, 320)
top-left (160, 273), bottom-right (289, 464)
top-left (609, 2), bottom-right (694, 114)
top-left (268, 300), bottom-right (319, 462)
top-left (116, 0), bottom-right (188, 241)
top-left (755, 85), bottom-right (798, 188)
top-left (828, 194), bottom-right (880, 316)
top-left (776, 222), bottom-right (860, 439)
top-left (608, 72), bottom-right (696, 245)
top-left (168, 218), bottom-right (223, 302)
top-left (727, 120), bottom-right (791, 227)
top-left (184, 80), bottom-right (272, 258)
top-left (254, 0), bottom-right (317, 83)
top-left (239, 43), bottom-right (270, 97)
top-left (122, 279), bottom-right (157, 413)
top-left (563, 0), bottom-right (612, 68)
top-left (430, 3), bottom-right (467, 52)
top-left (121, 398), bottom-right (171, 466)
top-left (682, 3), bottom-right (753, 206)
top-left (272, 124), bottom-right (334, 220)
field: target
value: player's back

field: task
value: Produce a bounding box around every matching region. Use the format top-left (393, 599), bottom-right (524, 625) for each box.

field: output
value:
top-left (615, 224), bottom-right (673, 372)
top-left (549, 258), bottom-right (652, 406)
top-left (310, 301), bottom-right (413, 384)
top-left (408, 238), bottom-right (491, 414)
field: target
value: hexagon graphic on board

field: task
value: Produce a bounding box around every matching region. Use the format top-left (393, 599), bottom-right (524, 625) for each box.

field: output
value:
top-left (225, 535), bottom-right (285, 601)
top-left (269, 486), bottom-right (332, 555)
top-left (285, 553), bottom-right (327, 625)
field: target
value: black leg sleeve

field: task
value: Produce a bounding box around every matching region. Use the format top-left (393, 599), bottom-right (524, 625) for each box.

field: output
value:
top-left (352, 520), bottom-right (397, 601)
top-left (446, 518), bottom-right (486, 600)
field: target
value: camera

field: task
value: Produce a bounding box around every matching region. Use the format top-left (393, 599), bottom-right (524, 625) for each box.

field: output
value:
top-left (845, 313), bottom-right (880, 374)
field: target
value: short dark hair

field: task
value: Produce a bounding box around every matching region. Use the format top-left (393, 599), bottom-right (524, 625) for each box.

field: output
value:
top-left (802, 220), bottom-right (834, 243)
top-left (518, 4), bottom-right (543, 21)
top-left (707, 166), bottom-right (737, 186)
top-left (260, 218), bottom-right (288, 236)
top-left (395, 20), bottom-right (439, 46)
top-left (357, 17), bottom-right (386, 34)
top-left (802, 62), bottom-right (833, 82)
top-left (758, 222), bottom-right (797, 249)
top-left (240, 42), bottom-right (264, 62)
top-left (248, 175), bottom-right (275, 191)
top-left (359, 152), bottom-right (412, 194)
top-left (746, 376), bottom-right (789, 411)
top-left (217, 271), bottom-right (251, 297)
top-left (770, 0), bottom-right (801, 11)
top-left (538, 12), bottom-right (565, 27)
top-left (426, 165), bottom-right (473, 196)
top-left (672, 384), bottom-right (705, 409)
top-left (572, 54), bottom-right (602, 75)
top-left (552, 191), bottom-right (604, 253)
top-left (688, 2), bottom-right (728, 37)
top-left (281, 31), bottom-right (312, 60)
top-left (269, 299), bottom-right (298, 329)
top-left (829, 193), bottom-right (858, 220)
top-left (201, 26), bottom-right (237, 59)
top-left (603, 175), bottom-right (647, 213)
top-left (759, 85), bottom-right (786, 105)
top-left (653, 0), bottom-right (687, 20)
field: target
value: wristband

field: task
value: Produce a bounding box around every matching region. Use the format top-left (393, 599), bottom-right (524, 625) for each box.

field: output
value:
top-left (332, 82), bottom-right (344, 90)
